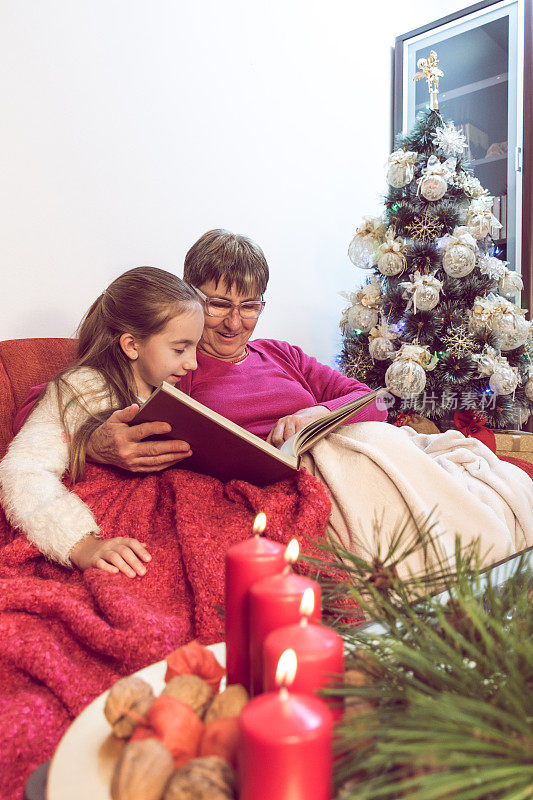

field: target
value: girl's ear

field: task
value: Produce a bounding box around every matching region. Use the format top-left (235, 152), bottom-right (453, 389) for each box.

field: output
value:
top-left (119, 333), bottom-right (139, 360)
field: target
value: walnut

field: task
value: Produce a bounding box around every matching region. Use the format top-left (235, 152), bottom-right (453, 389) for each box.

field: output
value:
top-left (164, 756), bottom-right (236, 800)
top-left (111, 737), bottom-right (174, 800)
top-left (203, 684), bottom-right (249, 725)
top-left (104, 676), bottom-right (154, 738)
top-left (162, 674), bottom-right (213, 718)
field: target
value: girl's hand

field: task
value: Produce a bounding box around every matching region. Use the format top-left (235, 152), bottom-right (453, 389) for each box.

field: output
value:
top-left (69, 535), bottom-right (151, 577)
top-left (266, 405), bottom-right (330, 448)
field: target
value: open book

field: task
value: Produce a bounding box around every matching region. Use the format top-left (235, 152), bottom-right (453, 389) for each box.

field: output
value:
top-left (133, 382), bottom-right (386, 486)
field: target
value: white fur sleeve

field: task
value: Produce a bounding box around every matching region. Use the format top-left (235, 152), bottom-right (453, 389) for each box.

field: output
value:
top-left (0, 372), bottom-right (109, 566)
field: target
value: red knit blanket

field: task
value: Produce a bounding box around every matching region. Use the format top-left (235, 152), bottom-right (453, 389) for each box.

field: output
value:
top-left (0, 463), bottom-right (331, 800)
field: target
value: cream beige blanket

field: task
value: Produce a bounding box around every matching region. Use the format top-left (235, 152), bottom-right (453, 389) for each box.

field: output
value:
top-left (301, 422), bottom-right (533, 576)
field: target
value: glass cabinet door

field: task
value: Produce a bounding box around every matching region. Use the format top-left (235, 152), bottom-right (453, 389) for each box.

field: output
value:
top-left (395, 0), bottom-right (523, 278)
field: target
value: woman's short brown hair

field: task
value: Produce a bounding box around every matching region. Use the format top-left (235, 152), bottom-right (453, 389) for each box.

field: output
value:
top-left (183, 229), bottom-right (269, 295)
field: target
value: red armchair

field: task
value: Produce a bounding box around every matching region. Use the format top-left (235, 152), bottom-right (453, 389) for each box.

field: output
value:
top-left (0, 338), bottom-right (77, 460)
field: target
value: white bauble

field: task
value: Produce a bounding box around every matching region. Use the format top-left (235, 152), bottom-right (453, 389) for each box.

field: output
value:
top-left (466, 214), bottom-right (491, 240)
top-left (346, 303), bottom-right (379, 333)
top-left (442, 245), bottom-right (476, 278)
top-left (497, 314), bottom-right (530, 351)
top-left (524, 375), bottom-right (533, 401)
top-left (498, 271), bottom-right (523, 298)
top-left (413, 284), bottom-right (440, 311)
top-left (377, 252), bottom-right (404, 276)
top-left (419, 174), bottom-right (447, 202)
top-left (489, 368), bottom-right (518, 396)
top-left (385, 359), bottom-right (426, 399)
top-left (348, 236), bottom-right (376, 270)
top-left (369, 336), bottom-right (395, 360)
top-left (387, 162), bottom-right (413, 189)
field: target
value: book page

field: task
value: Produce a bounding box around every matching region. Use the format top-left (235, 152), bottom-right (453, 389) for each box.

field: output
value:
top-left (279, 389), bottom-right (386, 458)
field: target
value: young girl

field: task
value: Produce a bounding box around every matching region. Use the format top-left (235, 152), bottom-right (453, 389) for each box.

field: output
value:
top-left (0, 267), bottom-right (204, 577)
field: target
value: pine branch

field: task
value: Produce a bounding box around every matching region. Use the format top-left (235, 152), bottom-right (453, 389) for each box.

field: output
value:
top-left (302, 522), bottom-right (533, 800)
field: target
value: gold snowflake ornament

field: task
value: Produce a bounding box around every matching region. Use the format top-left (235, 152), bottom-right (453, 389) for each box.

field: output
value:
top-left (406, 209), bottom-right (442, 242)
top-left (441, 325), bottom-right (477, 356)
top-left (344, 351), bottom-right (374, 380)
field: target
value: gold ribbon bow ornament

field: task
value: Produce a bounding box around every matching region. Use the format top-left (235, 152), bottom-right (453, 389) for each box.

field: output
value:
top-left (340, 277), bottom-right (383, 334)
top-left (386, 149), bottom-right (418, 188)
top-left (400, 270), bottom-right (443, 313)
top-left (470, 293), bottom-right (511, 331)
top-left (368, 318), bottom-right (401, 361)
top-left (348, 216), bottom-right (387, 270)
top-left (385, 343), bottom-right (437, 399)
top-left (377, 227), bottom-right (407, 276)
top-left (466, 197), bottom-right (502, 240)
top-left (470, 293), bottom-right (531, 350)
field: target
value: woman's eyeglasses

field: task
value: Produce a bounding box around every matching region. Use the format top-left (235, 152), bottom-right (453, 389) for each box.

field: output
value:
top-left (195, 287), bottom-right (266, 320)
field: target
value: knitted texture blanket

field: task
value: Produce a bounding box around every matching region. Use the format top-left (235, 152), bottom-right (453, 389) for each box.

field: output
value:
top-left (302, 422), bottom-right (533, 578)
top-left (0, 463), bottom-right (331, 800)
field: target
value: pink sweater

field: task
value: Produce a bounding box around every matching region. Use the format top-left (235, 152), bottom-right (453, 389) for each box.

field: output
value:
top-left (179, 339), bottom-right (387, 439)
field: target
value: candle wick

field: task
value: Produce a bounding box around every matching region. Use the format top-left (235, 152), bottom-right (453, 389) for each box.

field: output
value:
top-left (282, 564), bottom-right (292, 575)
top-left (300, 616), bottom-right (309, 628)
top-left (279, 686), bottom-right (290, 701)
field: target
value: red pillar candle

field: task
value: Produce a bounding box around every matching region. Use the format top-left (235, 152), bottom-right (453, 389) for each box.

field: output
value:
top-left (225, 513), bottom-right (285, 690)
top-left (249, 539), bottom-right (321, 696)
top-left (263, 588), bottom-right (345, 720)
top-left (239, 648), bottom-right (333, 800)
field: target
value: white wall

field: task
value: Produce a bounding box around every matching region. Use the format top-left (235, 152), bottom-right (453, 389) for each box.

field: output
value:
top-left (0, 0), bottom-right (471, 365)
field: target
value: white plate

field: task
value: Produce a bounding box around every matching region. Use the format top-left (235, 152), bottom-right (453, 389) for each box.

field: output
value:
top-left (46, 643), bottom-right (226, 800)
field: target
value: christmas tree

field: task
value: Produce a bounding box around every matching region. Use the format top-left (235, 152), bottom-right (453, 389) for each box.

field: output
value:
top-left (339, 51), bottom-right (533, 430)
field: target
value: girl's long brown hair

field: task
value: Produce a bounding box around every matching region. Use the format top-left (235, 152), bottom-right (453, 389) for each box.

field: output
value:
top-left (52, 266), bottom-right (200, 482)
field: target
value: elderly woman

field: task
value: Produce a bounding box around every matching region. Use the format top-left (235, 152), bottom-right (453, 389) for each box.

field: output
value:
top-left (85, 230), bottom-right (533, 574)
top-left (86, 229), bottom-right (386, 467)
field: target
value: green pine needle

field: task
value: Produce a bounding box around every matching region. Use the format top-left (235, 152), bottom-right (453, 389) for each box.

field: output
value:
top-left (303, 521), bottom-right (533, 800)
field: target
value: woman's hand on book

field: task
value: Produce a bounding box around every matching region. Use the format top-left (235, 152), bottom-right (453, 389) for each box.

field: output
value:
top-left (69, 535), bottom-right (151, 577)
top-left (86, 404), bottom-right (193, 472)
top-left (266, 405), bottom-right (330, 448)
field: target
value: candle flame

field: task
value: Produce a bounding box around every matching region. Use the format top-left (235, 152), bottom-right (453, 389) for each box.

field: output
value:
top-left (275, 648), bottom-right (298, 688)
top-left (253, 512), bottom-right (267, 534)
top-left (299, 587), bottom-right (315, 617)
top-left (284, 538), bottom-right (299, 564)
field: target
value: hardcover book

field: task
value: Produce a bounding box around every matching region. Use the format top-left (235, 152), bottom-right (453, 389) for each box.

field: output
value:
top-left (133, 381), bottom-right (386, 486)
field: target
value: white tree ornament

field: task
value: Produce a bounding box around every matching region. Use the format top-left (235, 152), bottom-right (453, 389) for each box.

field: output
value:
top-left (385, 344), bottom-right (437, 399)
top-left (386, 150), bottom-right (418, 188)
